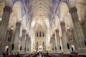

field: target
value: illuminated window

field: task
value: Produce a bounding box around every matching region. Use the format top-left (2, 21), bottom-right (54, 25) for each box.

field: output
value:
top-left (36, 32), bottom-right (44, 37)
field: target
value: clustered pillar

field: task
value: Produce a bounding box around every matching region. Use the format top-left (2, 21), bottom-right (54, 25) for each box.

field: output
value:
top-left (60, 22), bottom-right (70, 53)
top-left (69, 7), bottom-right (86, 53)
top-left (0, 5), bottom-right (12, 50)
top-left (14, 22), bottom-right (21, 52)
top-left (55, 30), bottom-right (60, 52)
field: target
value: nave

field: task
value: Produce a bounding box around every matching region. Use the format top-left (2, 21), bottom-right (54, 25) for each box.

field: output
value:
top-left (0, 0), bottom-right (86, 57)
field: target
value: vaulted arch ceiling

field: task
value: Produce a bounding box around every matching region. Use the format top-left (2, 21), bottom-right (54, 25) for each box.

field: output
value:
top-left (0, 0), bottom-right (86, 26)
top-left (28, 0), bottom-right (52, 21)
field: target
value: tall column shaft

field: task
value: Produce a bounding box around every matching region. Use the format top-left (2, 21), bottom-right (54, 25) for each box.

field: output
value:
top-left (69, 7), bottom-right (85, 48)
top-left (69, 7), bottom-right (86, 54)
top-left (81, 21), bottom-right (86, 37)
top-left (55, 30), bottom-right (60, 52)
top-left (0, 5), bottom-right (12, 50)
top-left (66, 29), bottom-right (76, 51)
top-left (0, 6), bottom-right (12, 41)
top-left (21, 30), bottom-right (26, 53)
top-left (60, 22), bottom-right (70, 53)
top-left (25, 34), bottom-right (31, 53)
top-left (52, 34), bottom-right (56, 52)
top-left (14, 22), bottom-right (21, 52)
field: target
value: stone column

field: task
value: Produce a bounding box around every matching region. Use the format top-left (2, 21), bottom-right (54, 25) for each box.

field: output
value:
top-left (69, 7), bottom-right (86, 54)
top-left (59, 37), bottom-right (63, 52)
top-left (55, 30), bottom-right (61, 52)
top-left (66, 28), bottom-right (76, 52)
top-left (6, 28), bottom-right (14, 52)
top-left (53, 34), bottom-right (57, 52)
top-left (14, 22), bottom-right (21, 52)
top-left (3, 5), bottom-right (12, 40)
top-left (81, 21), bottom-right (86, 38)
top-left (0, 5), bottom-right (12, 50)
top-left (21, 29), bottom-right (26, 53)
top-left (55, 32), bottom-right (58, 52)
top-left (50, 34), bottom-right (56, 52)
top-left (25, 34), bottom-right (31, 53)
top-left (60, 22), bottom-right (70, 54)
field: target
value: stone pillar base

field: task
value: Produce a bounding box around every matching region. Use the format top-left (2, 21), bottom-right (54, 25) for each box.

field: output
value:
top-left (56, 50), bottom-right (63, 53)
top-left (77, 48), bottom-right (86, 55)
top-left (19, 50), bottom-right (27, 54)
top-left (63, 50), bottom-right (71, 54)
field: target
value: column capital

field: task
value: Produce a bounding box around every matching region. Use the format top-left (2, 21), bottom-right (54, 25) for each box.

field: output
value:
top-left (60, 22), bottom-right (65, 26)
top-left (60, 22), bottom-right (65, 32)
top-left (55, 29), bottom-right (59, 33)
top-left (3, 5), bottom-right (12, 13)
top-left (52, 33), bottom-right (55, 37)
top-left (22, 29), bottom-right (26, 33)
top-left (16, 22), bottom-right (21, 26)
top-left (69, 7), bottom-right (77, 13)
top-left (55, 29), bottom-right (59, 36)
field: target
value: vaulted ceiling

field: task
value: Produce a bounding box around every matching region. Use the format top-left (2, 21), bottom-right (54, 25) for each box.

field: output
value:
top-left (0, 0), bottom-right (86, 23)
